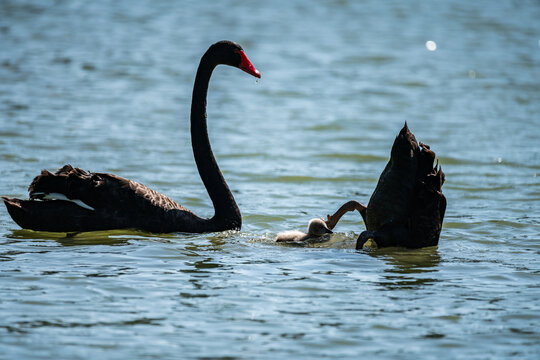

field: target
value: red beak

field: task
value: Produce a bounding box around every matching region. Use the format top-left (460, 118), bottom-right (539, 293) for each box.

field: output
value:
top-left (238, 50), bottom-right (261, 78)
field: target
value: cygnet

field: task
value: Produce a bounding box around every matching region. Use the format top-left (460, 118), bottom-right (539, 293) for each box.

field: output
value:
top-left (275, 218), bottom-right (333, 243)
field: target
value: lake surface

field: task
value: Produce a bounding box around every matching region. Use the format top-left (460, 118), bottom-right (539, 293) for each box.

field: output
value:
top-left (1, 0), bottom-right (539, 359)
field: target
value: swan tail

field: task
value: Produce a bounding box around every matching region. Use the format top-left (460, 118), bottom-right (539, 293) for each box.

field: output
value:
top-left (409, 149), bottom-right (447, 248)
top-left (2, 196), bottom-right (109, 232)
top-left (2, 165), bottom-right (119, 232)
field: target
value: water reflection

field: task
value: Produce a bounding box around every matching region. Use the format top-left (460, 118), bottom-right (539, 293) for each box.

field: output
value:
top-left (6, 229), bottom-right (168, 246)
top-left (8, 317), bottom-right (164, 332)
top-left (369, 246), bottom-right (441, 290)
top-left (179, 232), bottom-right (238, 258)
top-left (181, 256), bottom-right (226, 274)
top-left (188, 257), bottom-right (223, 270)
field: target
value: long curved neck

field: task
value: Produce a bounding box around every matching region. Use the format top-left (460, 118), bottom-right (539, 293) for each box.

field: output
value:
top-left (190, 54), bottom-right (241, 231)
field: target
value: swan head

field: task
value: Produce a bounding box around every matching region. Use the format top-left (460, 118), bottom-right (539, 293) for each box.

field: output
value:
top-left (208, 40), bottom-right (261, 78)
top-left (307, 218), bottom-right (333, 236)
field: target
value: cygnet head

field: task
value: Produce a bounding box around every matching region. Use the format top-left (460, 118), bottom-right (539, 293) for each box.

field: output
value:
top-left (307, 218), bottom-right (333, 236)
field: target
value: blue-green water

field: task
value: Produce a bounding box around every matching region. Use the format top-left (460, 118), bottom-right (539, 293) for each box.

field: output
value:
top-left (1, 0), bottom-right (539, 359)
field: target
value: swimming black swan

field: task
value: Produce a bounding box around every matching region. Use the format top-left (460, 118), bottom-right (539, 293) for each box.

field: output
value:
top-left (2, 41), bottom-right (261, 233)
top-left (354, 123), bottom-right (446, 249)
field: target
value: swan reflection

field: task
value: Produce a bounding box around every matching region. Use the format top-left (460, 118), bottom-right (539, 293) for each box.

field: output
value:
top-left (371, 246), bottom-right (441, 290)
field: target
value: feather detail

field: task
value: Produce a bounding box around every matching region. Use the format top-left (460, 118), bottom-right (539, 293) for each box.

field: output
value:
top-left (38, 192), bottom-right (95, 211)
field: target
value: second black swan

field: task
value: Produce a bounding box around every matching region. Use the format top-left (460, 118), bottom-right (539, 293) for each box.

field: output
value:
top-left (3, 41), bottom-right (261, 233)
top-left (324, 124), bottom-right (446, 249)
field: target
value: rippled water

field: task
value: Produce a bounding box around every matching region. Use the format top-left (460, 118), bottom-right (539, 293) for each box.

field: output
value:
top-left (1, 0), bottom-right (539, 359)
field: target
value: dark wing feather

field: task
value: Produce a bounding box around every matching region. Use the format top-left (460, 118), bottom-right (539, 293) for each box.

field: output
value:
top-left (9, 164), bottom-right (204, 232)
top-left (409, 163), bottom-right (446, 248)
top-left (29, 164), bottom-right (187, 213)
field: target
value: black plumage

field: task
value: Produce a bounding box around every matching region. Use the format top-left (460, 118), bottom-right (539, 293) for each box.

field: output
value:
top-left (3, 41), bottom-right (260, 233)
top-left (354, 123), bottom-right (446, 249)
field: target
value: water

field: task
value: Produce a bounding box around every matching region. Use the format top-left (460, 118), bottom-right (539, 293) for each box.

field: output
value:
top-left (1, 0), bottom-right (539, 358)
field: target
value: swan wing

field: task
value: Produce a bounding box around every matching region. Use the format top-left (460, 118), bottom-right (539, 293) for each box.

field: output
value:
top-left (28, 165), bottom-right (187, 213)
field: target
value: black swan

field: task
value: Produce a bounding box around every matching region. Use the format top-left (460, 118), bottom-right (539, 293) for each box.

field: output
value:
top-left (2, 41), bottom-right (261, 233)
top-left (325, 124), bottom-right (446, 249)
top-left (356, 123), bottom-right (446, 249)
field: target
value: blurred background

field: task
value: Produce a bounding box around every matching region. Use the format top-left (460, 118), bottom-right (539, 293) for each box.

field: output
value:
top-left (0, 0), bottom-right (539, 359)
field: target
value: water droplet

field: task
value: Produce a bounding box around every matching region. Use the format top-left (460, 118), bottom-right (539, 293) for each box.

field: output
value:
top-left (426, 40), bottom-right (437, 51)
top-left (468, 70), bottom-right (477, 79)
top-left (497, 157), bottom-right (502, 163)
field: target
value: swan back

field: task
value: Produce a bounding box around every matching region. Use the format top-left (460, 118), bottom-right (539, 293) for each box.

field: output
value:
top-left (275, 230), bottom-right (308, 243)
